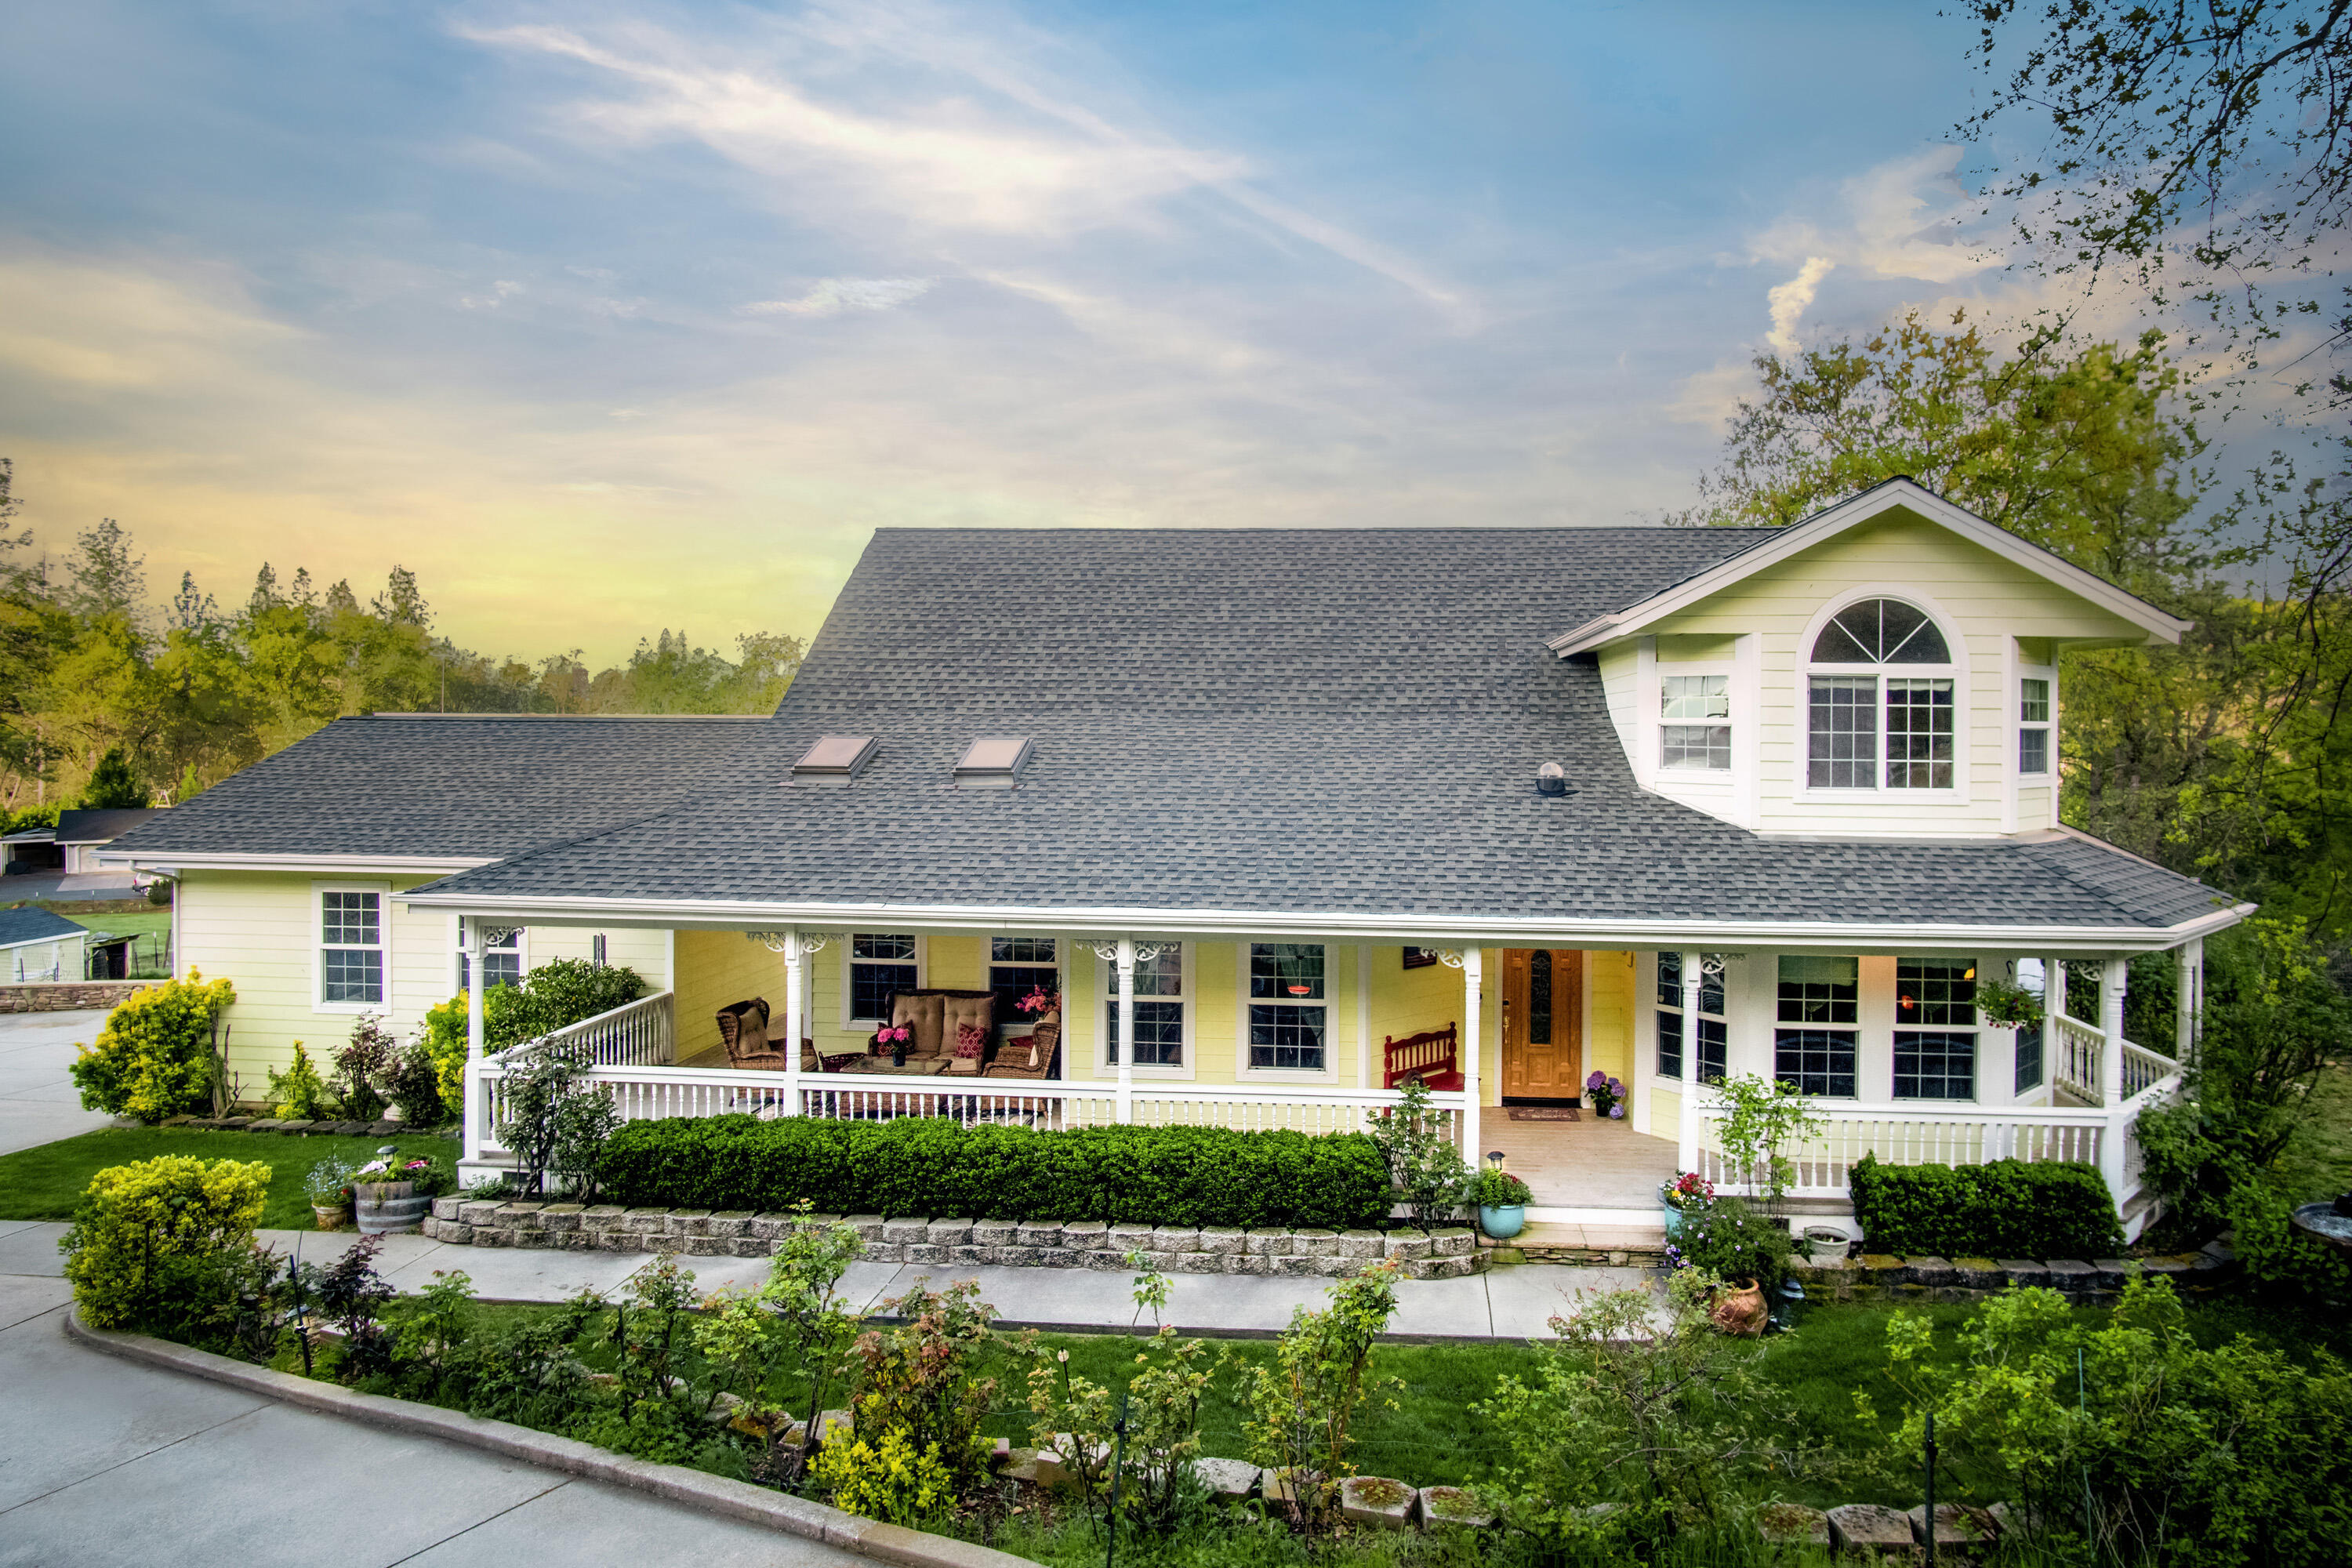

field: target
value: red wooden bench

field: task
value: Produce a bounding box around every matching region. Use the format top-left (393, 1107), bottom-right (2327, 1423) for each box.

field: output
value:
top-left (1382, 1022), bottom-right (1462, 1091)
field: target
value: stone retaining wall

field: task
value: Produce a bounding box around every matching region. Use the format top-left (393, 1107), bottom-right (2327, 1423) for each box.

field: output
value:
top-left (423, 1200), bottom-right (1485, 1279)
top-left (0, 979), bottom-right (153, 1014)
top-left (1791, 1240), bottom-right (2234, 1305)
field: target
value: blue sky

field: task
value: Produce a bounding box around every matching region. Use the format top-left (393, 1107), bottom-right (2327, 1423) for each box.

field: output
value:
top-left (0, 1), bottom-right (2053, 661)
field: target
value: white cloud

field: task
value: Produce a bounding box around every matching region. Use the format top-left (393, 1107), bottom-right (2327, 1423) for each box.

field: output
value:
top-left (1765, 256), bottom-right (1834, 354)
top-left (744, 277), bottom-right (936, 317)
top-left (1748, 146), bottom-right (2000, 288)
top-left (460, 278), bottom-right (525, 309)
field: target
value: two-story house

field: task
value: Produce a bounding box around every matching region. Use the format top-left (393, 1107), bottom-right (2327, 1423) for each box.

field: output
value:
top-left (103, 480), bottom-right (2240, 1240)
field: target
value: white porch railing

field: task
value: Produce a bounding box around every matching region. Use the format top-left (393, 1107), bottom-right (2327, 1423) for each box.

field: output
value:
top-left (472, 1055), bottom-right (1463, 1160)
top-left (495, 990), bottom-right (676, 1069)
top-left (2053, 1014), bottom-right (2104, 1102)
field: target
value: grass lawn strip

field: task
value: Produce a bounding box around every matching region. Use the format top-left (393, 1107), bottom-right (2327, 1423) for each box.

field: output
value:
top-left (0, 1126), bottom-right (461, 1229)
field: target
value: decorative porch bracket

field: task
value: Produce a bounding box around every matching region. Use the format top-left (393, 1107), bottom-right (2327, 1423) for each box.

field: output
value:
top-left (739, 931), bottom-right (848, 1118)
top-left (1084, 939), bottom-right (1166, 1124)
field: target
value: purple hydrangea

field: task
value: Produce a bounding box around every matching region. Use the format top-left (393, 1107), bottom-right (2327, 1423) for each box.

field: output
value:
top-left (1609, 1104), bottom-right (1624, 1119)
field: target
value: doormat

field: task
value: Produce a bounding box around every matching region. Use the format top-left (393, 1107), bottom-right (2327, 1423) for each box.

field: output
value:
top-left (1506, 1105), bottom-right (1581, 1121)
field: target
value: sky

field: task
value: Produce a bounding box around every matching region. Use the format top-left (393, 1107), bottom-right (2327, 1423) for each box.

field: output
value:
top-left (0, 0), bottom-right (2151, 664)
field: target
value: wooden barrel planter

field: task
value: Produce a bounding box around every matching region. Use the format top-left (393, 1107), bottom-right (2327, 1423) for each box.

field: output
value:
top-left (354, 1180), bottom-right (432, 1235)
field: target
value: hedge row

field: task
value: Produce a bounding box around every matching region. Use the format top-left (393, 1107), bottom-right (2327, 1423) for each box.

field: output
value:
top-left (597, 1115), bottom-right (1392, 1230)
top-left (1849, 1153), bottom-right (2123, 1260)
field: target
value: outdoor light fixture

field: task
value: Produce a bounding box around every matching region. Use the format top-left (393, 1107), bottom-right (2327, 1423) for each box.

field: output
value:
top-left (1535, 760), bottom-right (1566, 796)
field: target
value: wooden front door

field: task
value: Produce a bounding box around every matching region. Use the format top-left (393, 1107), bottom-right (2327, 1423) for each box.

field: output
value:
top-left (1501, 949), bottom-right (1582, 1100)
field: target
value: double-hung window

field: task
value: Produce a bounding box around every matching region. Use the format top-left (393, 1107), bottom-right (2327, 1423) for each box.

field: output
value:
top-left (1895, 957), bottom-right (1976, 1100)
top-left (1654, 953), bottom-right (1726, 1082)
top-left (1660, 674), bottom-right (1731, 771)
top-left (1247, 942), bottom-right (1327, 1072)
top-left (1773, 955), bottom-right (1857, 1097)
top-left (1806, 600), bottom-right (1958, 791)
top-left (2018, 672), bottom-right (2054, 778)
top-left (319, 889), bottom-right (386, 1007)
top-left (456, 925), bottom-right (523, 993)
top-left (1105, 946), bottom-right (1184, 1066)
top-left (988, 938), bottom-right (1059, 1033)
top-left (848, 934), bottom-right (918, 1023)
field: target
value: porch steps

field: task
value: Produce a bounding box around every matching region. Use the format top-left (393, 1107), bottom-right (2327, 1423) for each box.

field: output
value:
top-left (1478, 1218), bottom-right (1669, 1268)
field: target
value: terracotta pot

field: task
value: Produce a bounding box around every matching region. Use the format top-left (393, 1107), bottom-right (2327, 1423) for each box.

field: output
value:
top-left (312, 1204), bottom-right (349, 1232)
top-left (1710, 1276), bottom-right (1769, 1337)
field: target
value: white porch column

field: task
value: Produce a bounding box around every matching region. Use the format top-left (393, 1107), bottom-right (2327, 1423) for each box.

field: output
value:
top-left (1677, 949), bottom-right (1702, 1176)
top-left (2046, 954), bottom-right (2067, 1026)
top-left (1461, 946), bottom-right (1483, 1167)
top-left (2098, 954), bottom-right (2130, 1201)
top-left (781, 931), bottom-right (806, 1117)
top-left (462, 916), bottom-right (486, 1166)
top-left (1115, 938), bottom-right (1136, 1125)
top-left (2175, 938), bottom-right (2202, 1059)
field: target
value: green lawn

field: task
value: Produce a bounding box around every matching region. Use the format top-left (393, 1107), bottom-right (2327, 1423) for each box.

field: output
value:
top-left (0, 1126), bottom-right (460, 1229)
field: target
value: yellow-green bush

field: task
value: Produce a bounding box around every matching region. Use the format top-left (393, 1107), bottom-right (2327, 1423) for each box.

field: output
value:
top-left (68, 971), bottom-right (235, 1123)
top-left (61, 1155), bottom-right (272, 1330)
top-left (423, 994), bottom-right (470, 1118)
top-left (811, 1421), bottom-right (957, 1528)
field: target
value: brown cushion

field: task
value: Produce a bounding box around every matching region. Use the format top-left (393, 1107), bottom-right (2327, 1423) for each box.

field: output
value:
top-left (942, 1054), bottom-right (980, 1076)
top-left (941, 993), bottom-right (994, 1047)
top-left (890, 993), bottom-right (946, 1056)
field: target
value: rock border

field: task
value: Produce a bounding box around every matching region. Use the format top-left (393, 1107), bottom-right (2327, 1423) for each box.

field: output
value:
top-left (62, 1309), bottom-right (1025, 1568)
top-left (420, 1202), bottom-right (1487, 1280)
top-left (165, 1112), bottom-right (415, 1138)
top-left (1791, 1240), bottom-right (2235, 1305)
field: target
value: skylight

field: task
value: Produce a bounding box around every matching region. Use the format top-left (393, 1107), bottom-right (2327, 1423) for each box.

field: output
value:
top-left (953, 735), bottom-right (1033, 788)
top-left (789, 735), bottom-right (877, 787)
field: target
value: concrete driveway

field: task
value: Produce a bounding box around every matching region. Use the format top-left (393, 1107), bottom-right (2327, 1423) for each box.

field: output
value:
top-left (0, 1225), bottom-right (858, 1566)
top-left (0, 1009), bottom-right (115, 1155)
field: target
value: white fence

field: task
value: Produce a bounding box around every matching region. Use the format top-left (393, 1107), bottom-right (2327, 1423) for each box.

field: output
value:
top-left (498, 990), bottom-right (676, 1069)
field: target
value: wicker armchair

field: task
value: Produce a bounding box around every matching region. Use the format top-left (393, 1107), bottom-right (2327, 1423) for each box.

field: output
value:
top-left (983, 1010), bottom-right (1062, 1080)
top-left (717, 998), bottom-right (793, 1070)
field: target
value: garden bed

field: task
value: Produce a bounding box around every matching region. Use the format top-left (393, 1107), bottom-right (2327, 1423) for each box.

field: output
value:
top-left (0, 1126), bottom-right (459, 1228)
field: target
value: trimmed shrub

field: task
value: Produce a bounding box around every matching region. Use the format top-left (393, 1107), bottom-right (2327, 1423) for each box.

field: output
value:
top-left (68, 971), bottom-right (235, 1123)
top-left (597, 1115), bottom-right (1392, 1229)
top-left (1849, 1153), bottom-right (2122, 1258)
top-left (486, 958), bottom-right (645, 1050)
top-left (61, 1155), bottom-right (274, 1332)
top-left (422, 995), bottom-right (469, 1118)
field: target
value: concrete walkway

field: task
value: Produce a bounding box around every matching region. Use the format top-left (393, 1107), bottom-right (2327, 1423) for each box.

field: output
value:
top-left (0, 1224), bottom-right (857, 1566)
top-left (0, 1009), bottom-right (117, 1155)
top-left (1, 1218), bottom-right (1651, 1341)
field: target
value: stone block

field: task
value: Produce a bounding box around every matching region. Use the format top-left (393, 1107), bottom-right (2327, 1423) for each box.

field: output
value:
top-left (1418, 1486), bottom-right (1494, 1529)
top-left (439, 1222), bottom-right (477, 1245)
top-left (1997, 1258), bottom-right (2050, 1287)
top-left (1338, 1475), bottom-right (1414, 1530)
top-left (1062, 1221), bottom-right (1109, 1250)
top-left (495, 1203), bottom-right (546, 1229)
top-left (1428, 1228), bottom-right (1475, 1257)
top-left (902, 1243), bottom-right (947, 1265)
top-left (539, 1203), bottom-right (584, 1232)
top-left (471, 1228), bottom-right (512, 1248)
top-left (681, 1236), bottom-right (725, 1257)
top-left (670, 1209), bottom-right (714, 1236)
top-left (746, 1212), bottom-right (790, 1240)
top-left (840, 1214), bottom-right (885, 1242)
top-left (1152, 1225), bottom-right (1202, 1254)
top-left (1755, 1504), bottom-right (1830, 1546)
top-left (995, 1246), bottom-right (1042, 1269)
top-left (728, 1238), bottom-right (766, 1257)
top-left (431, 1197), bottom-right (463, 1222)
top-left (1196, 1226), bottom-right (1244, 1256)
top-left (1016, 1221), bottom-right (1065, 1248)
top-left (1109, 1222), bottom-right (1156, 1253)
top-left (1190, 1457), bottom-right (1261, 1503)
top-left (1417, 1254), bottom-right (1477, 1280)
top-left (881, 1217), bottom-right (929, 1246)
top-left (1222, 1253), bottom-right (1270, 1276)
top-left (1826, 1503), bottom-right (1915, 1554)
top-left (972, 1220), bottom-right (1017, 1248)
top-left (2043, 1259), bottom-right (2099, 1291)
top-left (247, 1119), bottom-right (287, 1131)
top-left (949, 1245), bottom-right (994, 1267)
top-left (1245, 1229), bottom-right (1292, 1255)
top-left (1132, 1250), bottom-right (1176, 1276)
top-left (2090, 1258), bottom-right (2136, 1290)
top-left (1272, 1254), bottom-right (1321, 1278)
top-left (1338, 1229), bottom-right (1384, 1260)
top-left (622, 1208), bottom-right (673, 1233)
top-left (1901, 1256), bottom-right (1957, 1287)
top-left (332, 1120), bottom-right (368, 1137)
top-left (1174, 1251), bottom-right (1223, 1274)
top-left (1381, 1230), bottom-right (1434, 1261)
top-left (863, 1242), bottom-right (906, 1264)
top-left (1910, 1502), bottom-right (2002, 1552)
top-left (597, 1230), bottom-right (641, 1253)
top-left (927, 1218), bottom-right (975, 1247)
top-left (583, 1204), bottom-right (627, 1224)
top-left (707, 1210), bottom-right (756, 1239)
top-left (1086, 1250), bottom-right (1128, 1272)
top-left (1312, 1255), bottom-right (1352, 1277)
top-left (1290, 1228), bottom-right (1338, 1256)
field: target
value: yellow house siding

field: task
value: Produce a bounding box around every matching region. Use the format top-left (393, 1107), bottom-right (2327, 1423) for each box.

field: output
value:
top-left (673, 929), bottom-right (784, 1062)
top-left (1584, 949), bottom-right (1635, 1095)
top-left (1646, 1084), bottom-right (1682, 1141)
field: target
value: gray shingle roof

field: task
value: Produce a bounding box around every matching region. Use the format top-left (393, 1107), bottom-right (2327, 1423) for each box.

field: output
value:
top-left (400, 526), bottom-right (2226, 935)
top-left (0, 906), bottom-right (86, 948)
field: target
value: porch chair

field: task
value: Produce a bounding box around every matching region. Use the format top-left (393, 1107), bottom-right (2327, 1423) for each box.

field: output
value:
top-left (717, 997), bottom-right (854, 1073)
top-left (983, 1008), bottom-right (1062, 1080)
top-left (1381, 1022), bottom-right (1462, 1091)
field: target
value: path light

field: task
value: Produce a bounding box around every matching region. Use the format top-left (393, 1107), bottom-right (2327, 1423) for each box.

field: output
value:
top-left (1486, 1150), bottom-right (1506, 1171)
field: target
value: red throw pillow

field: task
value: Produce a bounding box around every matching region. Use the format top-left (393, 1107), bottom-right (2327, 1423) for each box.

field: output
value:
top-left (953, 1022), bottom-right (988, 1058)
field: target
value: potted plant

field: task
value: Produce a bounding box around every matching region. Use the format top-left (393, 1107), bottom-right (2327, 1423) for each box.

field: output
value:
top-left (1469, 1167), bottom-right (1532, 1239)
top-left (351, 1149), bottom-right (452, 1235)
top-left (1801, 1225), bottom-right (1850, 1264)
top-left (304, 1156), bottom-right (358, 1230)
top-left (1659, 1171), bottom-right (1714, 1237)
top-left (1974, 976), bottom-right (2044, 1028)
top-left (1583, 1070), bottom-right (1626, 1120)
top-left (871, 1022), bottom-right (913, 1066)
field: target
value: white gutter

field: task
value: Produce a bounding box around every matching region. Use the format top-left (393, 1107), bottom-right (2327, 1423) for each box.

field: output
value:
top-left (395, 890), bottom-right (2256, 956)
top-left (100, 851), bottom-right (494, 876)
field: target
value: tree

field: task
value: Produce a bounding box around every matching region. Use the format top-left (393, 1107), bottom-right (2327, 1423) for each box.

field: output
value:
top-left (79, 747), bottom-right (147, 809)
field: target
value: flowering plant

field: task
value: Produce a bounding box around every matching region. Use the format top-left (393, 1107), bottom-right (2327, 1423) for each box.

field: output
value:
top-left (873, 1023), bottom-right (913, 1051)
top-left (1584, 1070), bottom-right (1625, 1118)
top-left (1016, 986), bottom-right (1059, 1018)
top-left (1661, 1171), bottom-right (1715, 1211)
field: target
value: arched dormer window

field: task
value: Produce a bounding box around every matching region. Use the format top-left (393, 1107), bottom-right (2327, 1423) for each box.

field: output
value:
top-left (1806, 598), bottom-right (1958, 790)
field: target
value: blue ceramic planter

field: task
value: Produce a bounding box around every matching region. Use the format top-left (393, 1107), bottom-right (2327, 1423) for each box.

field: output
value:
top-left (1479, 1203), bottom-right (1527, 1240)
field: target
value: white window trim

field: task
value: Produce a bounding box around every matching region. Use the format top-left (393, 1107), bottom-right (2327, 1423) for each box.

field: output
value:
top-left (1656, 667), bottom-right (1737, 779)
top-left (2016, 662), bottom-right (2057, 780)
top-left (448, 913), bottom-right (528, 996)
top-left (987, 934), bottom-right (1064, 1037)
top-left (312, 880), bottom-right (391, 1015)
top-left (1236, 941), bottom-right (1341, 1083)
top-left (840, 933), bottom-right (927, 1028)
top-left (1100, 941), bottom-right (1196, 1081)
top-left (1891, 953), bottom-right (1983, 1105)
top-left (1793, 589), bottom-right (1971, 804)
